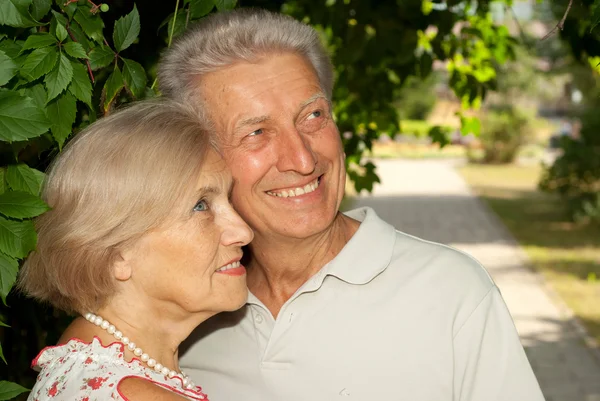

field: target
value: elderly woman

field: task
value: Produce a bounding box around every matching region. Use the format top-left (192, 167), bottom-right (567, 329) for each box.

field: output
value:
top-left (18, 100), bottom-right (253, 400)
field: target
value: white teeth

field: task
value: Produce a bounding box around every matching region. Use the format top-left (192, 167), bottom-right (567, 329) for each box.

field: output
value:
top-left (216, 260), bottom-right (241, 272)
top-left (267, 178), bottom-right (319, 198)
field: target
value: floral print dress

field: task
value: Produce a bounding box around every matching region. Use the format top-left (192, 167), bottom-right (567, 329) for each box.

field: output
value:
top-left (28, 337), bottom-right (209, 401)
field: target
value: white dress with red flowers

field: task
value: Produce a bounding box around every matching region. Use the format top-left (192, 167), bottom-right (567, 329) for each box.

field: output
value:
top-left (28, 337), bottom-right (209, 401)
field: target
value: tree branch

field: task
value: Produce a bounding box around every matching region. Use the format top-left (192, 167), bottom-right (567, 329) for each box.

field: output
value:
top-left (64, 0), bottom-right (102, 14)
top-left (542, 0), bottom-right (574, 40)
top-left (506, 5), bottom-right (528, 46)
top-left (65, 22), bottom-right (95, 84)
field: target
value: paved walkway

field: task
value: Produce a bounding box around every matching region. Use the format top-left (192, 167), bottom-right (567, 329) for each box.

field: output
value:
top-left (346, 158), bottom-right (600, 401)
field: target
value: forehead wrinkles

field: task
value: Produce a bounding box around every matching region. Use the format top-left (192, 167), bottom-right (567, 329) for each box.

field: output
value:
top-left (199, 56), bottom-right (323, 148)
top-left (202, 157), bottom-right (232, 189)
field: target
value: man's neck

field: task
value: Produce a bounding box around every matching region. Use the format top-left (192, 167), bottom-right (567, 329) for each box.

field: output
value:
top-left (246, 212), bottom-right (360, 317)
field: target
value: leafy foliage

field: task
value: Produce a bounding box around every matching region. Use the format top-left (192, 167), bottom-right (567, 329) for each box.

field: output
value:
top-left (540, 101), bottom-right (600, 224)
top-left (538, 0), bottom-right (600, 225)
top-left (474, 104), bottom-right (531, 164)
top-left (0, 0), bottom-right (243, 394)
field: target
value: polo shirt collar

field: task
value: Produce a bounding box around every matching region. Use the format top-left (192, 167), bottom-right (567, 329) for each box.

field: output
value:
top-left (247, 207), bottom-right (397, 307)
top-left (321, 206), bottom-right (396, 285)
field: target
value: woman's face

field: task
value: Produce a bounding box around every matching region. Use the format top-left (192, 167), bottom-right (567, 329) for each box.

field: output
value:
top-left (120, 150), bottom-right (254, 317)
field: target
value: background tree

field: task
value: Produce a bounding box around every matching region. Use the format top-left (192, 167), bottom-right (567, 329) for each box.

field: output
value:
top-left (537, 0), bottom-right (600, 224)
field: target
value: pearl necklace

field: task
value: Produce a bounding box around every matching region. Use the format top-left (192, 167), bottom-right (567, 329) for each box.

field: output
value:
top-left (84, 313), bottom-right (195, 390)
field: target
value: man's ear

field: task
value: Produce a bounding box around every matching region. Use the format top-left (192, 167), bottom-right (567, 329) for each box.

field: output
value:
top-left (112, 249), bottom-right (133, 282)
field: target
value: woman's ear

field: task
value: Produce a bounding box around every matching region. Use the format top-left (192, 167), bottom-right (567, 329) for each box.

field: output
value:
top-left (112, 249), bottom-right (133, 281)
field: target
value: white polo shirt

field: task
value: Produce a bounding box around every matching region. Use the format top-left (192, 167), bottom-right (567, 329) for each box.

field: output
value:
top-left (180, 207), bottom-right (544, 401)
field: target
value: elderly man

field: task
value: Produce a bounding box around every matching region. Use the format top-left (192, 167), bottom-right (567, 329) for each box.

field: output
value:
top-left (158, 8), bottom-right (545, 401)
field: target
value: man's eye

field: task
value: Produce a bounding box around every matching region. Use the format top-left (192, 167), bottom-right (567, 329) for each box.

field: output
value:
top-left (307, 110), bottom-right (322, 120)
top-left (193, 199), bottom-right (209, 212)
top-left (248, 128), bottom-right (263, 136)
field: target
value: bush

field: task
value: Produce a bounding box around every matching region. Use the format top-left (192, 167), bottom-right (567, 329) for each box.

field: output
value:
top-left (395, 74), bottom-right (439, 121)
top-left (474, 105), bottom-right (531, 164)
top-left (540, 104), bottom-right (600, 224)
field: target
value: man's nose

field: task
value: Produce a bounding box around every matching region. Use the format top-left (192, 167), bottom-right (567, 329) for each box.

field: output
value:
top-left (276, 128), bottom-right (317, 175)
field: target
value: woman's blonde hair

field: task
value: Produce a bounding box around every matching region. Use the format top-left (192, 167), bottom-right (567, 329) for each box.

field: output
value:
top-left (18, 100), bottom-right (210, 315)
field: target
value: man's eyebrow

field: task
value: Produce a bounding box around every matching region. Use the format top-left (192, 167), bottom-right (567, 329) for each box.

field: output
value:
top-left (300, 93), bottom-right (328, 109)
top-left (234, 116), bottom-right (270, 133)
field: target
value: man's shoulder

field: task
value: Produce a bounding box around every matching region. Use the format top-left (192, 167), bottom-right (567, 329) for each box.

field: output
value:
top-left (387, 228), bottom-right (496, 298)
top-left (342, 206), bottom-right (495, 297)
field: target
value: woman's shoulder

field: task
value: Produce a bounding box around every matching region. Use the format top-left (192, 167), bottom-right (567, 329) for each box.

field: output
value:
top-left (30, 337), bottom-right (140, 400)
top-left (30, 337), bottom-right (209, 401)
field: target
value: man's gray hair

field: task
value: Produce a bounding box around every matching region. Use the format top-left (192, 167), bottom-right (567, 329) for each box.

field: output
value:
top-left (158, 8), bottom-right (334, 102)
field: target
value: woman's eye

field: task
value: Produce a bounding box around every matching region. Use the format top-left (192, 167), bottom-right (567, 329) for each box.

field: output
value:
top-left (248, 128), bottom-right (263, 137)
top-left (307, 110), bottom-right (322, 120)
top-left (193, 199), bottom-right (209, 212)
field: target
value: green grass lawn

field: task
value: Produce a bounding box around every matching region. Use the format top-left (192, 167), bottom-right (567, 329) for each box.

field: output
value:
top-left (458, 164), bottom-right (600, 344)
top-left (370, 143), bottom-right (469, 159)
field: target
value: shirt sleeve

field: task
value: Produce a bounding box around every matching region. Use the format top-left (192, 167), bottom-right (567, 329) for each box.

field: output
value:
top-left (453, 286), bottom-right (546, 401)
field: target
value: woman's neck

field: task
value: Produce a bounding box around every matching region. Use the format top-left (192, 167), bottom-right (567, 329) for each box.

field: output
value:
top-left (69, 298), bottom-right (210, 373)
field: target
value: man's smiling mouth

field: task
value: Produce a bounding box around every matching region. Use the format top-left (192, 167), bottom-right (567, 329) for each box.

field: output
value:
top-left (266, 176), bottom-right (321, 198)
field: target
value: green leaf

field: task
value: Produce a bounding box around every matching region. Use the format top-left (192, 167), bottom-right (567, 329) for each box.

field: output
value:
top-left (73, 6), bottom-right (105, 43)
top-left (0, 170), bottom-right (6, 195)
top-left (49, 10), bottom-right (68, 40)
top-left (0, 40), bottom-right (21, 60)
top-left (55, 22), bottom-right (68, 42)
top-left (6, 164), bottom-right (45, 195)
top-left (0, 252), bottom-right (18, 305)
top-left (0, 51), bottom-right (17, 87)
top-left (0, 381), bottom-right (30, 399)
top-left (0, 320), bottom-right (9, 328)
top-left (20, 83), bottom-right (46, 109)
top-left (167, 9), bottom-right (187, 41)
top-left (46, 92), bottom-right (76, 147)
top-left (88, 45), bottom-right (114, 70)
top-left (460, 116), bottom-right (481, 136)
top-left (113, 5), bottom-right (140, 52)
top-left (68, 61), bottom-right (92, 106)
top-left (20, 46), bottom-right (59, 81)
top-left (0, 345), bottom-right (5, 364)
top-left (0, 216), bottom-right (36, 259)
top-left (103, 66), bottom-right (124, 111)
top-left (190, 0), bottom-right (214, 18)
top-left (68, 20), bottom-right (92, 51)
top-left (63, 42), bottom-right (88, 59)
top-left (214, 0), bottom-right (236, 11)
top-left (0, 190), bottom-right (49, 219)
top-left (428, 125), bottom-right (451, 148)
top-left (0, 90), bottom-right (51, 142)
top-left (158, 12), bottom-right (175, 32)
top-left (0, 0), bottom-right (39, 28)
top-left (122, 58), bottom-right (146, 98)
top-left (44, 53), bottom-right (73, 102)
top-left (20, 33), bottom-right (57, 52)
top-left (56, 0), bottom-right (77, 19)
top-left (591, 3), bottom-right (600, 32)
top-left (31, 0), bottom-right (52, 21)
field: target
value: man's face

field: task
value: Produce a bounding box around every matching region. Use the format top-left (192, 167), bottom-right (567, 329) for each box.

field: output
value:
top-left (199, 53), bottom-right (346, 240)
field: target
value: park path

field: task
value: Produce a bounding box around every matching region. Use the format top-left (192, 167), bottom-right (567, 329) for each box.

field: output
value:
top-left (346, 158), bottom-right (600, 401)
